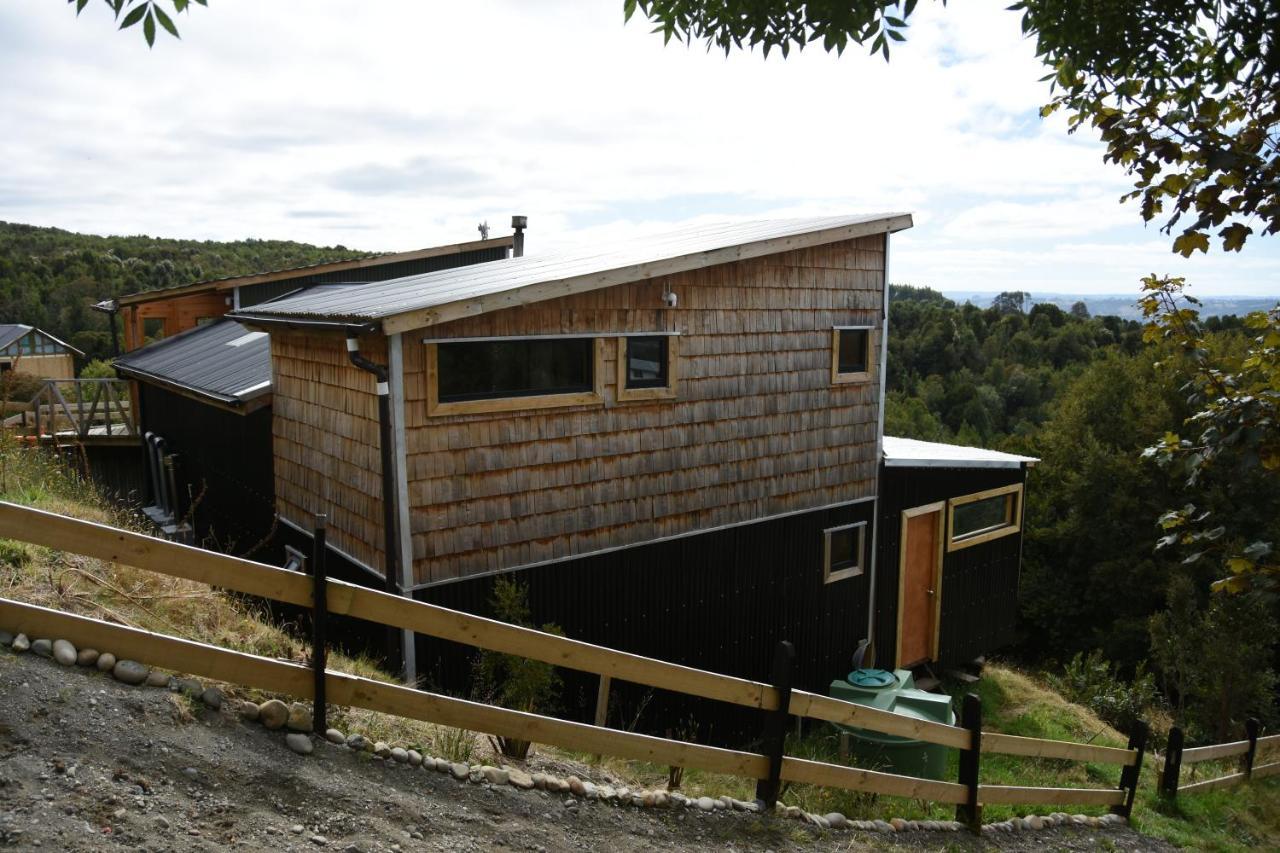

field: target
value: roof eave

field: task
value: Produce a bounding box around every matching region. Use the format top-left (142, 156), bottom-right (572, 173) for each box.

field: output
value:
top-left (379, 214), bottom-right (913, 335)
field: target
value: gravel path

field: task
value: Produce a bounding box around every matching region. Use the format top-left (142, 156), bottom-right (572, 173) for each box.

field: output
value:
top-left (0, 648), bottom-right (1175, 851)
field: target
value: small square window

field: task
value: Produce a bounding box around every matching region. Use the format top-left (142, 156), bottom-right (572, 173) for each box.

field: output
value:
top-left (625, 336), bottom-right (669, 389)
top-left (832, 327), bottom-right (874, 383)
top-left (823, 521), bottom-right (866, 584)
top-left (142, 318), bottom-right (167, 341)
top-left (617, 335), bottom-right (677, 401)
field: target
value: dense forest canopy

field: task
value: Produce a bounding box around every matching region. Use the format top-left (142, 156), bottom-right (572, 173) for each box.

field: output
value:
top-left (0, 221), bottom-right (371, 361)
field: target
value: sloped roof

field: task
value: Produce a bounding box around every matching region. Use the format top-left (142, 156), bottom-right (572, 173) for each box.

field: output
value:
top-left (230, 214), bottom-right (912, 335)
top-left (117, 235), bottom-right (516, 306)
top-left (0, 323), bottom-right (85, 356)
top-left (882, 436), bottom-right (1039, 469)
top-left (113, 319), bottom-right (271, 408)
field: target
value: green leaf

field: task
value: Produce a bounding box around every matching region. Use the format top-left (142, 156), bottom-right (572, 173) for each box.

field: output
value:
top-left (623, 0), bottom-right (637, 23)
top-left (1171, 230), bottom-right (1210, 257)
top-left (119, 3), bottom-right (148, 29)
top-left (144, 9), bottom-right (155, 45)
top-left (153, 3), bottom-right (179, 37)
top-left (1220, 222), bottom-right (1252, 252)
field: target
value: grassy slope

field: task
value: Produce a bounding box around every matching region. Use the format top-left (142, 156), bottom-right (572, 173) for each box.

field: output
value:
top-left (1, 442), bottom-right (1277, 849)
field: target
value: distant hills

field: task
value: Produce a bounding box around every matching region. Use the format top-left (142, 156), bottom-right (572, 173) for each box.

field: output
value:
top-left (941, 291), bottom-right (1278, 320)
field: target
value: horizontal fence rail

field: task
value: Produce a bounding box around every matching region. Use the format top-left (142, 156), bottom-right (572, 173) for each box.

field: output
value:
top-left (982, 732), bottom-right (1137, 766)
top-left (1181, 740), bottom-right (1250, 764)
top-left (2, 500), bottom-right (1276, 828)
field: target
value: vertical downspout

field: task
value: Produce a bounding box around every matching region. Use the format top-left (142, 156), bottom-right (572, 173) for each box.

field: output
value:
top-left (346, 332), bottom-right (404, 680)
top-left (386, 333), bottom-right (417, 684)
top-left (867, 231), bottom-right (892, 654)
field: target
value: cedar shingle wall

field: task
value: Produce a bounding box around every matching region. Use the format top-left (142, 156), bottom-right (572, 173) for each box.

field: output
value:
top-left (272, 331), bottom-right (387, 572)
top-left (402, 236), bottom-right (886, 585)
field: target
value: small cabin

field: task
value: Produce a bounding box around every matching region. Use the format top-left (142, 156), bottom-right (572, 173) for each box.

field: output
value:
top-left (872, 437), bottom-right (1037, 673)
top-left (110, 235), bottom-right (515, 546)
top-left (0, 325), bottom-right (82, 380)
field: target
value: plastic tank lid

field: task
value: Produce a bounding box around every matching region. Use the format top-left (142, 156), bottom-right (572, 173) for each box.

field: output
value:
top-left (846, 668), bottom-right (898, 689)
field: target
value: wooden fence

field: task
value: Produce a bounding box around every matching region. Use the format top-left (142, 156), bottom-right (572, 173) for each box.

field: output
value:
top-left (1160, 720), bottom-right (1279, 797)
top-left (0, 500), bottom-right (1165, 830)
top-left (9, 379), bottom-right (136, 441)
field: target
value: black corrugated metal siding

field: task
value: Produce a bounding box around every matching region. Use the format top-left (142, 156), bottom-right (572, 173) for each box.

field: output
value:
top-left (416, 501), bottom-right (876, 745)
top-left (238, 247), bottom-right (511, 308)
top-left (873, 464), bottom-right (1026, 668)
top-left (138, 383), bottom-right (275, 550)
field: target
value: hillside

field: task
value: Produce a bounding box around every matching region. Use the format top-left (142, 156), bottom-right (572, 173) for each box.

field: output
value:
top-left (0, 440), bottom-right (1277, 851)
top-left (0, 221), bottom-right (375, 361)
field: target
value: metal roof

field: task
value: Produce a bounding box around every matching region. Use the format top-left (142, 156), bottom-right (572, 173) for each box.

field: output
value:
top-left (882, 436), bottom-right (1039, 469)
top-left (117, 235), bottom-right (516, 306)
top-left (230, 214), bottom-right (912, 334)
top-left (113, 319), bottom-right (272, 407)
top-left (0, 323), bottom-right (85, 356)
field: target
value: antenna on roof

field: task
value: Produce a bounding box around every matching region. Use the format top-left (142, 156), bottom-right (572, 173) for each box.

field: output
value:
top-left (477, 221), bottom-right (490, 240)
top-left (511, 215), bottom-right (527, 257)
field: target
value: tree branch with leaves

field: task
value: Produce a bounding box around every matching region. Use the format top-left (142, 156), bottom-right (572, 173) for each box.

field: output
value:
top-left (68, 0), bottom-right (206, 48)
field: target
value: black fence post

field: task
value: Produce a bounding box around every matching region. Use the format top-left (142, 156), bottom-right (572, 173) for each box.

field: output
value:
top-left (1113, 720), bottom-right (1149, 817)
top-left (1244, 718), bottom-right (1260, 779)
top-left (1160, 726), bottom-right (1184, 798)
top-left (311, 513), bottom-right (328, 735)
top-left (955, 692), bottom-right (982, 833)
top-left (754, 640), bottom-right (794, 810)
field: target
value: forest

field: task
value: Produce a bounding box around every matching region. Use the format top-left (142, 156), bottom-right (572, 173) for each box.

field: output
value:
top-left (0, 219), bottom-right (1275, 744)
top-left (0, 220), bottom-right (371, 361)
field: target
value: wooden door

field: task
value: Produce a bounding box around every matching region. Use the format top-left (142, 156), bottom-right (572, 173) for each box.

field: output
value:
top-left (897, 503), bottom-right (944, 668)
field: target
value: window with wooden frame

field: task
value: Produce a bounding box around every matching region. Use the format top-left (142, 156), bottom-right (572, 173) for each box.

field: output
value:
top-left (823, 521), bottom-right (867, 583)
top-left (616, 334), bottom-right (678, 401)
top-left (831, 326), bottom-right (876, 384)
top-left (947, 483), bottom-right (1023, 551)
top-left (426, 336), bottom-right (605, 416)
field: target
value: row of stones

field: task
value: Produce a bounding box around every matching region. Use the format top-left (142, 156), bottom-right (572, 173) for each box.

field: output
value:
top-left (0, 630), bottom-right (1128, 836)
top-left (0, 631), bottom-right (225, 709)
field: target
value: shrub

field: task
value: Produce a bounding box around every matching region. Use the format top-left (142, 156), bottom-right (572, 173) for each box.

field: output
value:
top-left (472, 576), bottom-right (562, 760)
top-left (0, 371), bottom-right (45, 403)
top-left (78, 358), bottom-right (118, 380)
top-left (1050, 650), bottom-right (1160, 734)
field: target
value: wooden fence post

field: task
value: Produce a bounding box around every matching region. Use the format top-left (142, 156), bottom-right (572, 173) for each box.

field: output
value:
top-left (311, 513), bottom-right (329, 735)
top-left (955, 692), bottom-right (982, 833)
top-left (754, 640), bottom-right (794, 810)
top-left (1113, 720), bottom-right (1149, 818)
top-left (1160, 726), bottom-right (1183, 798)
top-left (1244, 718), bottom-right (1260, 779)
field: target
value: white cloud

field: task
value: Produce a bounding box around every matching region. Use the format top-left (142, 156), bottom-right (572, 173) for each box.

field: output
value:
top-left (1, 0), bottom-right (1276, 296)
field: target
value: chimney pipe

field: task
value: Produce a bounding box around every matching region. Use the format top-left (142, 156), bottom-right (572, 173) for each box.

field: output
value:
top-left (511, 215), bottom-right (527, 257)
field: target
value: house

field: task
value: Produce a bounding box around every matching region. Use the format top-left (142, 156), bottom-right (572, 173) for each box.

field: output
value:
top-left (229, 216), bottom-right (914, 681)
top-left (110, 233), bottom-right (516, 548)
top-left (0, 324), bottom-right (83, 379)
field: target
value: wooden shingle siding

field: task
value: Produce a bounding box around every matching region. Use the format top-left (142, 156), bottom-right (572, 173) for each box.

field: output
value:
top-left (401, 236), bottom-right (886, 585)
top-left (272, 331), bottom-right (387, 572)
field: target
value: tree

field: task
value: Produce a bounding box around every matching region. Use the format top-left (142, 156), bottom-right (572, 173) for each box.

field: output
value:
top-left (1139, 275), bottom-right (1280, 591)
top-left (991, 291), bottom-right (1030, 316)
top-left (1070, 301), bottom-right (1090, 320)
top-left (67, 0), bottom-right (205, 47)
top-left (627, 0), bottom-right (1280, 253)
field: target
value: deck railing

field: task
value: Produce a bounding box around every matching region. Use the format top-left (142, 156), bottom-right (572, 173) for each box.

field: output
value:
top-left (9, 379), bottom-right (136, 440)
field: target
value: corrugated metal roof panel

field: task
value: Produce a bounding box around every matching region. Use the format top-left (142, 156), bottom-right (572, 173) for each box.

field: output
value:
top-left (882, 436), bottom-right (1039, 469)
top-left (114, 319), bottom-right (272, 405)
top-left (230, 215), bottom-right (911, 329)
top-left (0, 324), bottom-right (33, 350)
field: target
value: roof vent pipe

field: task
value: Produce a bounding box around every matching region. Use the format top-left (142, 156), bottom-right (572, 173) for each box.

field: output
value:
top-left (511, 215), bottom-right (527, 257)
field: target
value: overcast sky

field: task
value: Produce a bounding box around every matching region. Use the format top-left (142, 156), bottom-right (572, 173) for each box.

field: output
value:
top-left (3, 0), bottom-right (1277, 297)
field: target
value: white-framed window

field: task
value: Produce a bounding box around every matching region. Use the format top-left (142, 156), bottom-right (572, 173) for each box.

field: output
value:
top-left (823, 521), bottom-right (867, 584)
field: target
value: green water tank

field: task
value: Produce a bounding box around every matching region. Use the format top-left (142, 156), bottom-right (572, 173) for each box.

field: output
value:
top-left (829, 668), bottom-right (955, 780)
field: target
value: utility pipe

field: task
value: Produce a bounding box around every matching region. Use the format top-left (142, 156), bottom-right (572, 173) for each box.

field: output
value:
top-left (346, 333), bottom-right (404, 677)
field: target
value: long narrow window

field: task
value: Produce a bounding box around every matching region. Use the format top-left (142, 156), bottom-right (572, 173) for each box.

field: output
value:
top-left (947, 483), bottom-right (1023, 551)
top-left (437, 338), bottom-right (594, 403)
